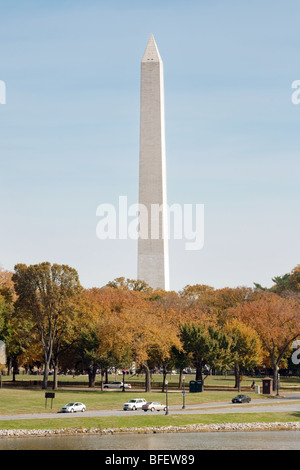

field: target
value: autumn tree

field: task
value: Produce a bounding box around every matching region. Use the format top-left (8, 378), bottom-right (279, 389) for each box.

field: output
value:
top-left (289, 265), bottom-right (300, 292)
top-left (141, 294), bottom-right (184, 391)
top-left (179, 284), bottom-right (252, 326)
top-left (254, 265), bottom-right (300, 295)
top-left (129, 308), bottom-right (181, 392)
top-left (75, 287), bottom-right (145, 388)
top-left (230, 292), bottom-right (300, 394)
top-left (82, 285), bottom-right (182, 392)
top-left (224, 318), bottom-right (263, 391)
top-left (0, 267), bottom-right (14, 295)
top-left (51, 303), bottom-right (84, 390)
top-left (0, 267), bottom-right (18, 376)
top-left (1, 288), bottom-right (40, 380)
top-left (12, 262), bottom-right (82, 389)
top-left (179, 284), bottom-right (215, 300)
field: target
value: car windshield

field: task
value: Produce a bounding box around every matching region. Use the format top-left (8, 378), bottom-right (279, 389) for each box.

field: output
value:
top-left (128, 400), bottom-right (136, 403)
top-left (66, 403), bottom-right (74, 406)
top-left (237, 395), bottom-right (244, 398)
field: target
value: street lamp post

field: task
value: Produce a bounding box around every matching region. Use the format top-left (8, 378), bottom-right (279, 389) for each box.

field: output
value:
top-left (165, 379), bottom-right (169, 415)
top-left (182, 375), bottom-right (186, 409)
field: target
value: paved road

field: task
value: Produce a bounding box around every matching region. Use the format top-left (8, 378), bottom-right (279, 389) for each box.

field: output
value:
top-left (0, 394), bottom-right (299, 421)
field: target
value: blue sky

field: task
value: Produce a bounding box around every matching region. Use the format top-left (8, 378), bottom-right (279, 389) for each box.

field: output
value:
top-left (0, 0), bottom-right (299, 291)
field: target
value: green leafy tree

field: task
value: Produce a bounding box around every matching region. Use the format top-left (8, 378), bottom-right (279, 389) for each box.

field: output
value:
top-left (170, 345), bottom-right (190, 389)
top-left (12, 262), bottom-right (82, 389)
top-left (107, 277), bottom-right (152, 292)
top-left (180, 323), bottom-right (233, 386)
top-left (75, 327), bottom-right (111, 389)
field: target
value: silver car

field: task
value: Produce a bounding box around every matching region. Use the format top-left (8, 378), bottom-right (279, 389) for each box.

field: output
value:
top-left (61, 402), bottom-right (86, 413)
top-left (142, 401), bottom-right (167, 412)
top-left (123, 398), bottom-right (147, 411)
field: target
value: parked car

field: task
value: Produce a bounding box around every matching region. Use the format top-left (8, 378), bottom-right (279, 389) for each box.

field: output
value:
top-left (232, 394), bottom-right (251, 404)
top-left (61, 402), bottom-right (86, 413)
top-left (142, 401), bottom-right (167, 412)
top-left (123, 398), bottom-right (147, 411)
top-left (103, 381), bottom-right (132, 389)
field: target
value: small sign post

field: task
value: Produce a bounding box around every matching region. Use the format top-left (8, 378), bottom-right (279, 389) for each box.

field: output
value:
top-left (45, 392), bottom-right (55, 409)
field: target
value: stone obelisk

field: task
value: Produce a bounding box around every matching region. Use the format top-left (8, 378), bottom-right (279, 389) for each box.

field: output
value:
top-left (138, 34), bottom-right (169, 291)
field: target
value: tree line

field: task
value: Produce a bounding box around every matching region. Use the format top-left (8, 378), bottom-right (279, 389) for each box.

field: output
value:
top-left (0, 262), bottom-right (300, 393)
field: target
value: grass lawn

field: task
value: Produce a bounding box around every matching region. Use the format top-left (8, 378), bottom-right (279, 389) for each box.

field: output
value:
top-left (0, 373), bottom-right (254, 385)
top-left (2, 373), bottom-right (300, 390)
top-left (0, 387), bottom-right (298, 432)
top-left (0, 411), bottom-right (299, 431)
top-left (0, 389), bottom-right (271, 416)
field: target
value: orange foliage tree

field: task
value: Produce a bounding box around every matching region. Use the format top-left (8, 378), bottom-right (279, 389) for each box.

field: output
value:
top-left (228, 292), bottom-right (300, 394)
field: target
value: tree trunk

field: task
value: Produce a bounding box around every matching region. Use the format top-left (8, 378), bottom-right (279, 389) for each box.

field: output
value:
top-left (234, 364), bottom-right (238, 388)
top-left (144, 363), bottom-right (151, 392)
top-left (7, 357), bottom-right (12, 376)
top-left (88, 365), bottom-right (97, 387)
top-left (196, 363), bottom-right (203, 382)
top-left (235, 362), bottom-right (241, 392)
top-left (52, 360), bottom-right (59, 390)
top-left (100, 370), bottom-right (104, 391)
top-left (273, 363), bottom-right (279, 396)
top-left (42, 339), bottom-right (54, 390)
top-left (178, 369), bottom-right (183, 389)
top-left (42, 360), bottom-right (50, 389)
top-left (12, 359), bottom-right (18, 383)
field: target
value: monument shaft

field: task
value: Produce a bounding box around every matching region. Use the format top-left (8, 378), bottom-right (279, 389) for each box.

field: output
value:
top-left (138, 34), bottom-right (169, 291)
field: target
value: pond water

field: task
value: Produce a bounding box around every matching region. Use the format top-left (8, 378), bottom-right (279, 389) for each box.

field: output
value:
top-left (0, 430), bottom-right (299, 450)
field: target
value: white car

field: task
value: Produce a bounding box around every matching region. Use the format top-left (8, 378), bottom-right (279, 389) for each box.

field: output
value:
top-left (61, 402), bottom-right (86, 413)
top-left (103, 381), bottom-right (132, 389)
top-left (142, 401), bottom-right (167, 412)
top-left (123, 398), bottom-right (147, 411)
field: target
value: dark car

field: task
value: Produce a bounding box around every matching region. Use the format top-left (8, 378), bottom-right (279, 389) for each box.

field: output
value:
top-left (232, 394), bottom-right (251, 404)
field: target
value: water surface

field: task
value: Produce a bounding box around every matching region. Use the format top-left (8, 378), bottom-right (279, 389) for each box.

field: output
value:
top-left (0, 431), bottom-right (299, 450)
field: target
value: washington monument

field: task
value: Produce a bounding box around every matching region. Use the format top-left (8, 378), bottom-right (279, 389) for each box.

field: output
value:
top-left (137, 34), bottom-right (170, 291)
